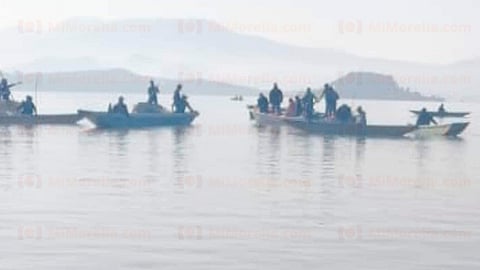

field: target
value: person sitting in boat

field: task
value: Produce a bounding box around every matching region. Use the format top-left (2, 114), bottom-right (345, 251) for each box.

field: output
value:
top-left (17, 95), bottom-right (37, 116)
top-left (295, 96), bottom-right (303, 116)
top-left (336, 104), bottom-right (353, 123)
top-left (285, 98), bottom-right (296, 117)
top-left (269, 83), bottom-right (283, 114)
top-left (355, 106), bottom-right (367, 126)
top-left (257, 93), bottom-right (269, 113)
top-left (416, 108), bottom-right (437, 126)
top-left (112, 96), bottom-right (129, 117)
top-left (302, 87), bottom-right (316, 119)
top-left (438, 103), bottom-right (446, 114)
top-left (175, 95), bottom-right (194, 113)
top-left (147, 80), bottom-right (160, 105)
top-left (172, 84), bottom-right (183, 111)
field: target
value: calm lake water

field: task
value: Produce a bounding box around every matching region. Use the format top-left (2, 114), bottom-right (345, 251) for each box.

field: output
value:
top-left (1, 92), bottom-right (479, 270)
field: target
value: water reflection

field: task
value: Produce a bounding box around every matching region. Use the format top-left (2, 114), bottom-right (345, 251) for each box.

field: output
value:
top-left (321, 136), bottom-right (336, 180)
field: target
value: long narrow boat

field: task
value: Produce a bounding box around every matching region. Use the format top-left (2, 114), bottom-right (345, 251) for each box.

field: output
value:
top-left (407, 122), bottom-right (470, 137)
top-left (78, 110), bottom-right (199, 129)
top-left (410, 110), bottom-right (470, 118)
top-left (0, 114), bottom-right (81, 125)
top-left (0, 100), bottom-right (81, 125)
top-left (287, 120), bottom-right (416, 137)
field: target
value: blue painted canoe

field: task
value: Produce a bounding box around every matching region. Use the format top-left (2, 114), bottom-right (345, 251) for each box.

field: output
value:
top-left (78, 110), bottom-right (199, 129)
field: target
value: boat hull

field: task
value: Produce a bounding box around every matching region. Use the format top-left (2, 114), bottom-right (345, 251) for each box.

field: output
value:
top-left (408, 122), bottom-right (470, 137)
top-left (78, 110), bottom-right (199, 129)
top-left (410, 110), bottom-right (470, 118)
top-left (249, 110), bottom-right (304, 126)
top-left (0, 114), bottom-right (81, 125)
top-left (289, 120), bottom-right (416, 137)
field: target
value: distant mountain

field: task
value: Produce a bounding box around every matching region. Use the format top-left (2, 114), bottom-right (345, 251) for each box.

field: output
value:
top-left (1, 17), bottom-right (478, 100)
top-left (5, 69), bottom-right (259, 96)
top-left (5, 69), bottom-right (445, 102)
top-left (331, 72), bottom-right (443, 101)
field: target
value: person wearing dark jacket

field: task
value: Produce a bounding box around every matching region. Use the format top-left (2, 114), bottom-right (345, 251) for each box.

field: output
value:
top-left (257, 93), bottom-right (269, 113)
top-left (320, 84), bottom-right (340, 117)
top-left (302, 88), bottom-right (316, 119)
top-left (269, 83), bottom-right (283, 114)
top-left (172, 84), bottom-right (183, 111)
top-left (175, 95), bottom-right (194, 113)
top-left (416, 108), bottom-right (437, 126)
top-left (112, 96), bottom-right (129, 116)
top-left (147, 80), bottom-right (160, 105)
top-left (336, 104), bottom-right (353, 123)
top-left (17, 95), bottom-right (37, 115)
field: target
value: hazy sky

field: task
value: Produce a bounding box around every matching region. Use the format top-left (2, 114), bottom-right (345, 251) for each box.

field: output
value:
top-left (0, 0), bottom-right (478, 64)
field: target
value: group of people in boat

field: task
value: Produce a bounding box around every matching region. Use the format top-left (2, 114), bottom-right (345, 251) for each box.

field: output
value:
top-left (108, 81), bottom-right (195, 116)
top-left (257, 83), bottom-right (366, 125)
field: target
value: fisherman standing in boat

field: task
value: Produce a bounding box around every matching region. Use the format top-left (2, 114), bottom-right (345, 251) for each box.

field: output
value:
top-left (17, 95), bottom-right (37, 116)
top-left (416, 108), bottom-right (437, 126)
top-left (172, 84), bottom-right (183, 112)
top-left (147, 80), bottom-right (160, 105)
top-left (302, 88), bottom-right (316, 119)
top-left (0, 78), bottom-right (21, 101)
top-left (112, 96), bottom-right (129, 117)
top-left (269, 83), bottom-right (283, 114)
top-left (257, 93), bottom-right (269, 113)
top-left (320, 84), bottom-right (340, 117)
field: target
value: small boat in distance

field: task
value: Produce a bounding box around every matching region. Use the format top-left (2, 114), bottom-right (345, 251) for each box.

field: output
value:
top-left (231, 95), bottom-right (243, 101)
top-left (410, 110), bottom-right (470, 118)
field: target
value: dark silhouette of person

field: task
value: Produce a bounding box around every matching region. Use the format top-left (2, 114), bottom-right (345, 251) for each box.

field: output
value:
top-left (416, 108), bottom-right (437, 126)
top-left (438, 103), bottom-right (446, 114)
top-left (295, 96), bottom-right (303, 116)
top-left (112, 96), bottom-right (129, 116)
top-left (257, 93), bottom-right (269, 113)
top-left (0, 78), bottom-right (21, 101)
top-left (320, 84), bottom-right (340, 117)
top-left (356, 106), bottom-right (367, 126)
top-left (147, 80), bottom-right (160, 105)
top-left (302, 88), bottom-right (316, 119)
top-left (17, 95), bottom-right (37, 115)
top-left (175, 95), bottom-right (194, 113)
top-left (336, 104), bottom-right (353, 123)
top-left (268, 83), bottom-right (283, 114)
top-left (172, 84), bottom-right (183, 111)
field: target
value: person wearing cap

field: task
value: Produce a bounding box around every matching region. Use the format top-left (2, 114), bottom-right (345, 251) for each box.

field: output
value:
top-left (147, 80), bottom-right (160, 105)
top-left (17, 95), bottom-right (37, 115)
top-left (112, 96), bottom-right (129, 116)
